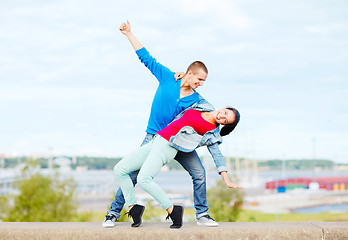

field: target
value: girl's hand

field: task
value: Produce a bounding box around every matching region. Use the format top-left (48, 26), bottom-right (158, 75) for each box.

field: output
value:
top-left (119, 20), bottom-right (131, 35)
top-left (220, 171), bottom-right (244, 189)
top-left (225, 182), bottom-right (244, 189)
top-left (174, 72), bottom-right (185, 81)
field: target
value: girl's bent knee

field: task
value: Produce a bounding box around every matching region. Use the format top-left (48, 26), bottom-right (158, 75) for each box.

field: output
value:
top-left (137, 175), bottom-right (151, 188)
top-left (114, 164), bottom-right (126, 178)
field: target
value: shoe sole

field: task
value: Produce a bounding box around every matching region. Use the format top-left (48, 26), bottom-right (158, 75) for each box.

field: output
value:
top-left (102, 220), bottom-right (116, 228)
top-left (131, 206), bottom-right (145, 227)
top-left (197, 222), bottom-right (219, 227)
top-left (102, 224), bottom-right (115, 228)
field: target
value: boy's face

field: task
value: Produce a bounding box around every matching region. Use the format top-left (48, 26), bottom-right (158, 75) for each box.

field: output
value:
top-left (187, 69), bottom-right (207, 89)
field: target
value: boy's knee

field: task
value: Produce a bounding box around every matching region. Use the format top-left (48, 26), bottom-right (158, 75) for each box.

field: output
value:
top-left (192, 170), bottom-right (206, 182)
top-left (194, 167), bottom-right (206, 177)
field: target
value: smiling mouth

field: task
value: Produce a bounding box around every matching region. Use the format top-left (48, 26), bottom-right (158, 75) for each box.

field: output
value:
top-left (216, 113), bottom-right (220, 120)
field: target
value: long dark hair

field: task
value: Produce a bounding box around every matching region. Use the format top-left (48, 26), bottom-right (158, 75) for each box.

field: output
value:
top-left (220, 107), bottom-right (240, 137)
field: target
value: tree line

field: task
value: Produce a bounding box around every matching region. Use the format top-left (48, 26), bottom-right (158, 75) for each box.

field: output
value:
top-left (1, 156), bottom-right (339, 171)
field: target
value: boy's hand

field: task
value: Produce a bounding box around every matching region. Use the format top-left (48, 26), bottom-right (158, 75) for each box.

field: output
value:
top-left (119, 20), bottom-right (142, 51)
top-left (174, 72), bottom-right (185, 81)
top-left (119, 20), bottom-right (131, 35)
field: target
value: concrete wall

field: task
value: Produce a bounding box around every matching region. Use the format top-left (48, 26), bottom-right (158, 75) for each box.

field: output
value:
top-left (0, 222), bottom-right (347, 240)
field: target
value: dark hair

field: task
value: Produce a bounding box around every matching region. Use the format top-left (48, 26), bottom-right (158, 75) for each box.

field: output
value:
top-left (186, 61), bottom-right (208, 75)
top-left (220, 107), bottom-right (240, 137)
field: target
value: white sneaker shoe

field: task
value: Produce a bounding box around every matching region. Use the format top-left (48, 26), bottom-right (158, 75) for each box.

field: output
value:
top-left (102, 214), bottom-right (117, 228)
top-left (197, 215), bottom-right (219, 227)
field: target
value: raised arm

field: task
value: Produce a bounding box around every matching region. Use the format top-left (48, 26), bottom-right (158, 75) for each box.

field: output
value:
top-left (119, 20), bottom-right (174, 83)
top-left (119, 20), bottom-right (143, 51)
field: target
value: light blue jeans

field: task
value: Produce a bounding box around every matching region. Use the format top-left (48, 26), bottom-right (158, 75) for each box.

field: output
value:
top-left (107, 133), bottom-right (208, 219)
top-left (114, 135), bottom-right (177, 210)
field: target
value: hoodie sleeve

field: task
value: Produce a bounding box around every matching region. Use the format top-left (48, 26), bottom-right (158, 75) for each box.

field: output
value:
top-left (135, 47), bottom-right (175, 83)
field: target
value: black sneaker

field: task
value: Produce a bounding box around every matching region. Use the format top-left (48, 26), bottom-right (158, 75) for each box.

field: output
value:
top-left (127, 204), bottom-right (145, 227)
top-left (166, 205), bottom-right (184, 228)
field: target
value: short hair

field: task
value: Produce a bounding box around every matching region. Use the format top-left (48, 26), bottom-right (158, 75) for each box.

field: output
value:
top-left (186, 61), bottom-right (208, 75)
top-left (220, 107), bottom-right (240, 137)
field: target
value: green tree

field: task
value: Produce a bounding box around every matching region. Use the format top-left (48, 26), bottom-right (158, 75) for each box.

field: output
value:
top-left (0, 195), bottom-right (9, 220)
top-left (4, 160), bottom-right (78, 222)
top-left (207, 178), bottom-right (244, 222)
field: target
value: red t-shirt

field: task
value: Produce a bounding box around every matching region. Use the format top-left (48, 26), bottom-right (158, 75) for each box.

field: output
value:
top-left (157, 109), bottom-right (216, 141)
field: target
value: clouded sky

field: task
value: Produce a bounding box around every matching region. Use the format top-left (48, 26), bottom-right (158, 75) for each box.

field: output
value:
top-left (1, 0), bottom-right (347, 162)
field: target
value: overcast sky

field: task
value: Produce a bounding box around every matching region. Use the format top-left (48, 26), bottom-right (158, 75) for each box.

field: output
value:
top-left (1, 0), bottom-right (347, 162)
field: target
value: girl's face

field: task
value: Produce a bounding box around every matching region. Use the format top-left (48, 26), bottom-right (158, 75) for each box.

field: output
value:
top-left (213, 108), bottom-right (235, 125)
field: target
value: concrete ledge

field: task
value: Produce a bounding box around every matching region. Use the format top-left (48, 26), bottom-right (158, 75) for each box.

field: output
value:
top-left (0, 222), bottom-right (347, 240)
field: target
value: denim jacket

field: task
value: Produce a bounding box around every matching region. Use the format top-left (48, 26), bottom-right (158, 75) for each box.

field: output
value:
top-left (168, 96), bottom-right (228, 174)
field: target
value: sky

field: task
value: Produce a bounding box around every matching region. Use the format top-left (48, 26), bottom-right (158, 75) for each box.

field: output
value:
top-left (0, 0), bottom-right (347, 162)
